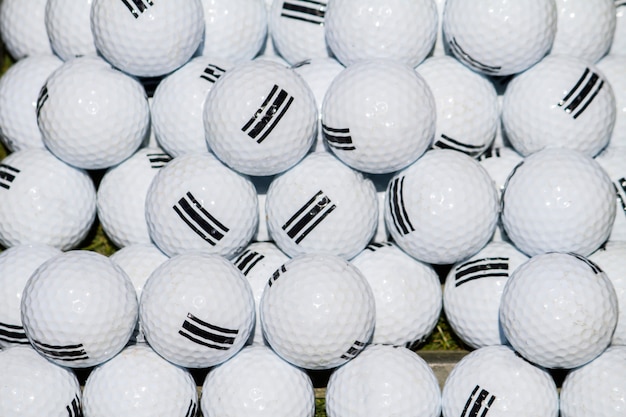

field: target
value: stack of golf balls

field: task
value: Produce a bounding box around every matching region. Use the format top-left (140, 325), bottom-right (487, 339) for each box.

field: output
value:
top-left (0, 0), bottom-right (624, 416)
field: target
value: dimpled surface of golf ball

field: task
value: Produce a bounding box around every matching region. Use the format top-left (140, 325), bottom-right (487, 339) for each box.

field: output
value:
top-left (611, 1), bottom-right (626, 55)
top-left (501, 148), bottom-right (616, 256)
top-left (97, 147), bottom-right (172, 248)
top-left (21, 250), bottom-right (139, 368)
top-left (502, 55), bottom-right (616, 157)
top-left (231, 241), bottom-right (289, 346)
top-left (145, 152), bottom-right (258, 258)
top-left (269, 0), bottom-right (330, 65)
top-left (0, 0), bottom-right (52, 59)
top-left (0, 345), bottom-right (82, 417)
top-left (151, 56), bottom-right (234, 157)
top-left (594, 146), bottom-right (626, 242)
top-left (0, 244), bottom-right (61, 349)
top-left (82, 344), bottom-right (198, 417)
top-left (441, 345), bottom-right (558, 417)
top-left (140, 252), bottom-right (255, 368)
top-left (589, 241), bottom-right (626, 346)
top-left (416, 56), bottom-right (498, 157)
top-left (0, 148), bottom-right (96, 250)
top-left (0, 54), bottom-right (62, 152)
top-left (385, 149), bottom-right (499, 265)
top-left (36, 56), bottom-right (150, 170)
top-left (45, 0), bottom-right (97, 61)
top-left (201, 345), bottom-right (315, 417)
top-left (90, 0), bottom-right (205, 77)
top-left (321, 59), bottom-right (436, 173)
top-left (500, 252), bottom-right (618, 369)
top-left (443, 0), bottom-right (557, 76)
top-left (198, 0), bottom-right (267, 62)
top-left (204, 59), bottom-right (317, 176)
top-left (265, 152), bottom-right (378, 259)
top-left (326, 345), bottom-right (441, 417)
top-left (324, 0), bottom-right (438, 67)
top-left (260, 254), bottom-right (375, 370)
top-left (560, 346), bottom-right (626, 417)
top-left (550, 0), bottom-right (616, 63)
top-left (477, 146), bottom-right (524, 199)
top-left (596, 54), bottom-right (626, 148)
top-left (350, 242), bottom-right (442, 348)
top-left (443, 241), bottom-right (529, 349)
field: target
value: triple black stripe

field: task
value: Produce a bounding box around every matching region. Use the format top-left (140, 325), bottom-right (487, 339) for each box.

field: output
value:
top-left (268, 264), bottom-right (287, 287)
top-left (340, 340), bottom-right (366, 360)
top-left (558, 68), bottom-right (604, 119)
top-left (241, 85), bottom-right (294, 143)
top-left (233, 250), bottom-right (265, 276)
top-left (0, 322), bottom-right (29, 345)
top-left (178, 313), bottom-right (238, 351)
top-left (172, 192), bottom-right (229, 246)
top-left (477, 147), bottom-right (502, 161)
top-left (448, 37), bottom-right (502, 74)
top-left (461, 385), bottom-right (496, 417)
top-left (31, 339), bottom-right (89, 361)
top-left (281, 0), bottom-right (327, 25)
top-left (184, 400), bottom-right (197, 417)
top-left (322, 124), bottom-right (356, 151)
top-left (433, 134), bottom-right (486, 157)
top-left (568, 253), bottom-right (603, 274)
top-left (146, 152), bottom-right (171, 169)
top-left (615, 178), bottom-right (626, 215)
top-left (200, 64), bottom-right (227, 83)
top-left (121, 0), bottom-right (154, 18)
top-left (66, 396), bottom-right (83, 417)
top-left (365, 242), bottom-right (392, 252)
top-left (454, 257), bottom-right (509, 287)
top-left (0, 164), bottom-right (20, 190)
top-left (281, 190), bottom-right (336, 244)
top-left (387, 176), bottom-right (414, 236)
top-left (36, 85), bottom-right (48, 118)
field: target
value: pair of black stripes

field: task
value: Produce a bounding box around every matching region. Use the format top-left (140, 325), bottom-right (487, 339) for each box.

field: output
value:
top-left (281, 0), bottom-right (326, 25)
top-left (36, 85), bottom-right (48, 118)
top-left (32, 339), bottom-right (89, 361)
top-left (448, 37), bottom-right (502, 75)
top-left (146, 152), bottom-right (171, 169)
top-left (433, 134), bottom-right (486, 157)
top-left (615, 178), bottom-right (626, 216)
top-left (172, 191), bottom-right (229, 247)
top-left (558, 68), bottom-right (604, 119)
top-left (178, 312), bottom-right (239, 351)
top-left (0, 164), bottom-right (19, 190)
top-left (121, 0), bottom-right (154, 18)
top-left (242, 84), bottom-right (294, 144)
top-left (461, 385), bottom-right (496, 417)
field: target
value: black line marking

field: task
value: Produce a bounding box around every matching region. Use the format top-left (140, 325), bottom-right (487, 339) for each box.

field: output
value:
top-left (121, 0), bottom-right (154, 18)
top-left (268, 264), bottom-right (287, 287)
top-left (615, 178), bottom-right (626, 215)
top-left (32, 339), bottom-right (89, 360)
top-left (281, 190), bottom-right (336, 243)
top-left (0, 164), bottom-right (20, 190)
top-left (558, 69), bottom-right (604, 119)
top-left (568, 253), bottom-right (603, 274)
top-left (281, 0), bottom-right (327, 25)
top-left (461, 385), bottom-right (496, 417)
top-left (172, 192), bottom-right (229, 246)
top-left (477, 147), bottom-right (501, 161)
top-left (365, 242), bottom-right (392, 251)
top-left (36, 85), bottom-right (48, 118)
top-left (146, 152), bottom-right (171, 169)
top-left (66, 396), bottom-right (82, 417)
top-left (178, 313), bottom-right (238, 350)
top-left (433, 134), bottom-right (485, 156)
top-left (291, 59), bottom-right (312, 69)
top-left (449, 37), bottom-right (501, 74)
top-left (184, 400), bottom-right (197, 417)
top-left (0, 322), bottom-right (28, 344)
top-left (242, 85), bottom-right (295, 143)
top-left (340, 340), bottom-right (366, 360)
top-left (454, 257), bottom-right (509, 287)
top-left (616, 0), bottom-right (626, 7)
top-left (388, 176), bottom-right (414, 236)
top-left (322, 124), bottom-right (356, 151)
top-left (233, 250), bottom-right (265, 276)
top-left (199, 64), bottom-right (226, 83)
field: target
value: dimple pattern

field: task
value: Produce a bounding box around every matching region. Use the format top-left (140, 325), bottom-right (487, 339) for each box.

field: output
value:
top-left (139, 252), bottom-right (255, 368)
top-left (596, 55), bottom-right (626, 148)
top-left (501, 148), bottom-right (616, 256)
top-left (502, 55), bottom-right (616, 157)
top-left (21, 251), bottom-right (139, 368)
top-left (204, 59), bottom-right (317, 176)
top-left (0, 55), bottom-right (63, 152)
top-left (260, 254), bottom-right (375, 370)
top-left (82, 344), bottom-right (198, 417)
top-left (0, 149), bottom-right (96, 250)
top-left (500, 252), bottom-right (618, 369)
top-left (97, 147), bottom-right (172, 248)
top-left (145, 152), bottom-right (258, 259)
top-left (350, 242), bottom-right (442, 347)
top-left (0, 0), bottom-right (52, 59)
top-left (594, 146), bottom-right (626, 242)
top-left (45, 0), bottom-right (97, 60)
top-left (326, 345), bottom-right (441, 417)
top-left (384, 149), bottom-right (499, 265)
top-left (265, 152), bottom-right (378, 259)
top-left (610, 2), bottom-right (626, 55)
top-left (90, 0), bottom-right (205, 77)
top-left (37, 56), bottom-right (150, 170)
top-left (201, 345), bottom-right (315, 417)
top-left (441, 345), bottom-right (558, 417)
top-left (324, 0), bottom-right (438, 67)
top-left (443, 0), bottom-right (557, 76)
top-left (321, 59), bottom-right (436, 173)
